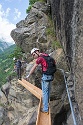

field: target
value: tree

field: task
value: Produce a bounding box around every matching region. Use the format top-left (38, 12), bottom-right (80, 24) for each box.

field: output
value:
top-left (9, 46), bottom-right (23, 59)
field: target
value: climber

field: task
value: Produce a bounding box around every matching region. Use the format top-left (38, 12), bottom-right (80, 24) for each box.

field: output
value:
top-left (26, 48), bottom-right (56, 114)
top-left (13, 58), bottom-right (22, 80)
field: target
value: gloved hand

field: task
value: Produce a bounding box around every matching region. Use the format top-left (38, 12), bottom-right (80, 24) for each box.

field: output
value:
top-left (25, 74), bottom-right (30, 81)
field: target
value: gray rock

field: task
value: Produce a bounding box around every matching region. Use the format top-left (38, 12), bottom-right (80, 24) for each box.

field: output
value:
top-left (0, 107), bottom-right (4, 125)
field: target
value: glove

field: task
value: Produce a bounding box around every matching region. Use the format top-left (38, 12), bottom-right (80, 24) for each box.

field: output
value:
top-left (26, 74), bottom-right (30, 81)
top-left (26, 74), bottom-right (30, 78)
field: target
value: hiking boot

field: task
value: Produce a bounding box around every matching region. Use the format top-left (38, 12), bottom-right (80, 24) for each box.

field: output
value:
top-left (18, 78), bottom-right (21, 80)
top-left (40, 108), bottom-right (49, 115)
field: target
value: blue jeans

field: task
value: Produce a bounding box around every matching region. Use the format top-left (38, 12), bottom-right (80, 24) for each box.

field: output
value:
top-left (17, 68), bottom-right (21, 79)
top-left (41, 74), bottom-right (53, 112)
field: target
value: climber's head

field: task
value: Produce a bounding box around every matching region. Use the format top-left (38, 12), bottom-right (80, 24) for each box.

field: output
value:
top-left (31, 48), bottom-right (40, 58)
top-left (13, 57), bottom-right (16, 61)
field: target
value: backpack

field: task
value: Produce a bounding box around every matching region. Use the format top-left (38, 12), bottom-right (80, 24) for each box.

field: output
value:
top-left (16, 60), bottom-right (22, 68)
top-left (41, 55), bottom-right (57, 75)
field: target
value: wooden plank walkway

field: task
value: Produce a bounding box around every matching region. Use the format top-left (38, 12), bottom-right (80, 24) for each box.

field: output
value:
top-left (18, 79), bottom-right (42, 99)
top-left (18, 79), bottom-right (51, 125)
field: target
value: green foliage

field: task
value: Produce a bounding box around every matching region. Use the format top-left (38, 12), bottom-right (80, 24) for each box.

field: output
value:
top-left (9, 46), bottom-right (23, 59)
top-left (0, 45), bottom-right (23, 87)
top-left (46, 16), bottom-right (62, 49)
top-left (52, 40), bottom-right (62, 49)
top-left (29, 0), bottom-right (38, 5)
top-left (26, 5), bottom-right (32, 13)
top-left (0, 44), bottom-right (16, 60)
top-left (30, 0), bottom-right (45, 4)
top-left (26, 0), bottom-right (45, 13)
top-left (46, 27), bottom-right (55, 37)
top-left (26, 0), bottom-right (38, 14)
top-left (40, 0), bottom-right (45, 2)
top-left (0, 55), bottom-right (14, 86)
top-left (46, 17), bottom-right (55, 37)
top-left (29, 0), bottom-right (45, 5)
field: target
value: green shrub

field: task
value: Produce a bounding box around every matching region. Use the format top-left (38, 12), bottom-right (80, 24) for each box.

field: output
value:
top-left (46, 28), bottom-right (55, 37)
top-left (29, 0), bottom-right (45, 5)
top-left (26, 5), bottom-right (32, 13)
top-left (29, 0), bottom-right (38, 5)
top-left (26, 0), bottom-right (46, 14)
top-left (52, 40), bottom-right (62, 49)
top-left (9, 46), bottom-right (23, 59)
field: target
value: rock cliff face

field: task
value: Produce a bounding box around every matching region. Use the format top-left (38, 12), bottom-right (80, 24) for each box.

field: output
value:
top-left (10, 0), bottom-right (83, 124)
top-left (0, 78), bottom-right (39, 125)
top-left (0, 49), bottom-right (71, 125)
top-left (11, 2), bottom-right (53, 55)
top-left (50, 0), bottom-right (83, 124)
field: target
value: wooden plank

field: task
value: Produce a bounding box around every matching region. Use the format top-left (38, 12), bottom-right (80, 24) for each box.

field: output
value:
top-left (22, 79), bottom-right (42, 97)
top-left (48, 102), bottom-right (52, 125)
top-left (38, 105), bottom-right (51, 125)
top-left (36, 97), bottom-right (42, 125)
top-left (18, 78), bottom-right (52, 125)
top-left (36, 99), bottom-right (51, 125)
top-left (18, 79), bottom-right (42, 99)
